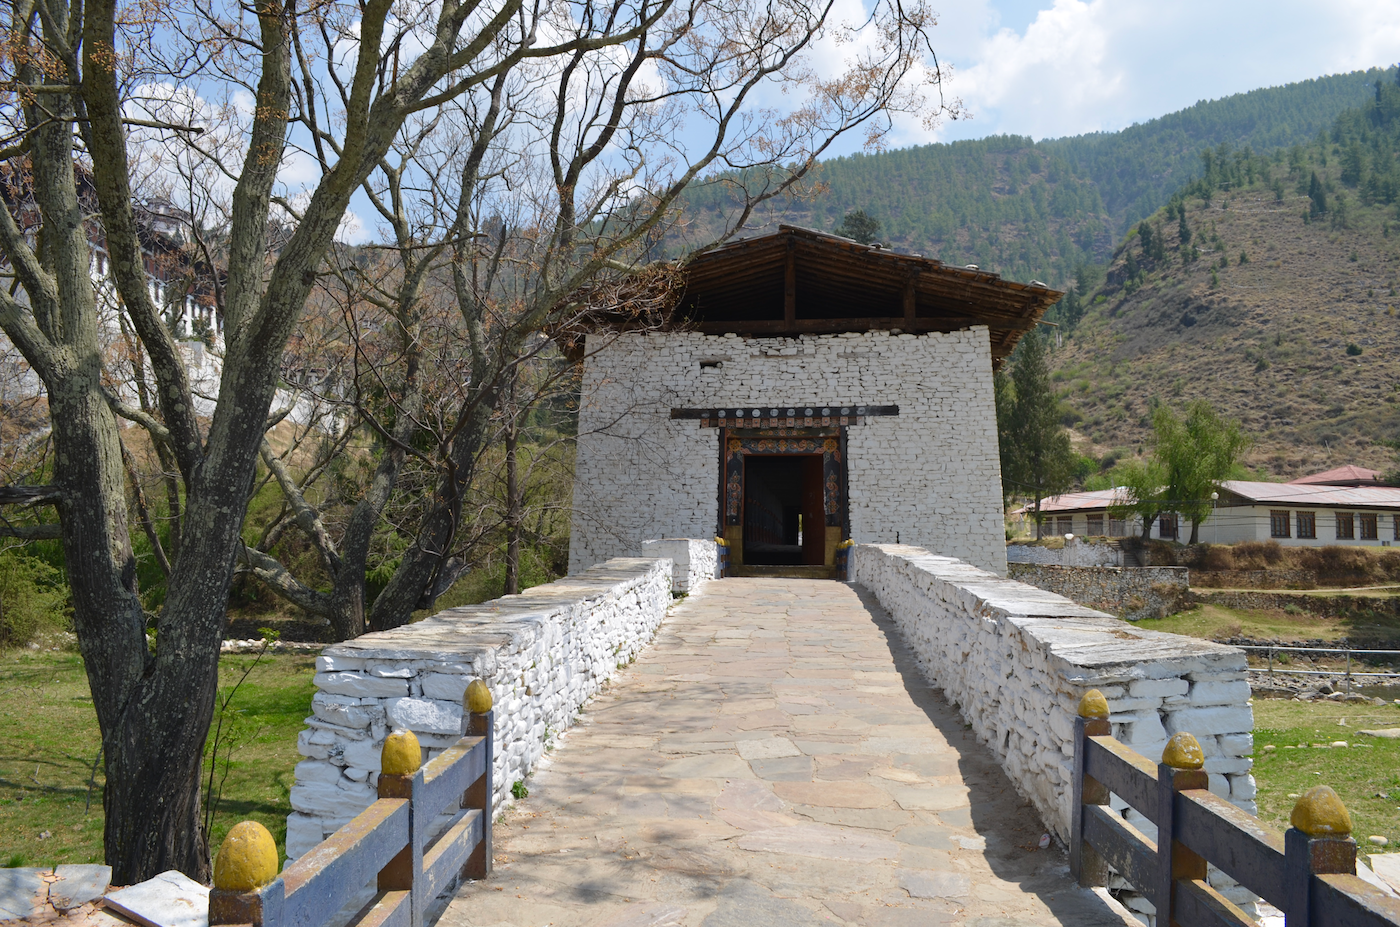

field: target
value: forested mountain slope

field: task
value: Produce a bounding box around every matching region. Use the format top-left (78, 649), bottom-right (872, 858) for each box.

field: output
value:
top-left (1050, 77), bottom-right (1400, 478)
top-left (680, 67), bottom-right (1392, 290)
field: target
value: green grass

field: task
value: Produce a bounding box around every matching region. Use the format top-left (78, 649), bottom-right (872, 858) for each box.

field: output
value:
top-left (1136, 604), bottom-right (1353, 642)
top-left (1252, 699), bottom-right (1400, 862)
top-left (0, 650), bottom-right (314, 868)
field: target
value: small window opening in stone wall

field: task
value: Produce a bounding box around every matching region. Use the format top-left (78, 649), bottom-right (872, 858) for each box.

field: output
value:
top-left (699, 360), bottom-right (721, 369)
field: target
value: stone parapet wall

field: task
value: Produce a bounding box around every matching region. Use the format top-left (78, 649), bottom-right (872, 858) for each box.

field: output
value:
top-left (642, 538), bottom-right (718, 594)
top-left (849, 545), bottom-right (1255, 845)
top-left (1007, 564), bottom-right (1189, 621)
top-left (1007, 538), bottom-right (1123, 567)
top-left (284, 557), bottom-right (672, 861)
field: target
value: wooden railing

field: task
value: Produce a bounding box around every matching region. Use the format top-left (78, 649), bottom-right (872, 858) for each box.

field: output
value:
top-left (1070, 689), bottom-right (1400, 927)
top-left (208, 680), bottom-right (496, 927)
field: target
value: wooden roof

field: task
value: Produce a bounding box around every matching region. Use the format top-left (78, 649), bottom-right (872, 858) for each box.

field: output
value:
top-left (670, 225), bottom-right (1063, 366)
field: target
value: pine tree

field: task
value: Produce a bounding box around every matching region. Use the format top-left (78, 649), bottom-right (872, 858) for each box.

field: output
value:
top-left (834, 209), bottom-right (882, 245)
top-left (1309, 171), bottom-right (1328, 216)
top-left (1002, 330), bottom-right (1075, 539)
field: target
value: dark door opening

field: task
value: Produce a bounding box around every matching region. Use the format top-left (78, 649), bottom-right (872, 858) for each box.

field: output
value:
top-left (743, 454), bottom-right (825, 565)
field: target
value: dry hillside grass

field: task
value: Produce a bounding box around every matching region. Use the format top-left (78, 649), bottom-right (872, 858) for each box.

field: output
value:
top-left (1053, 177), bottom-right (1400, 478)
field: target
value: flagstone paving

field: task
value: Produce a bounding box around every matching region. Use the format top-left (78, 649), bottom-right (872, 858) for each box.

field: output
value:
top-left (441, 578), bottom-right (1134, 927)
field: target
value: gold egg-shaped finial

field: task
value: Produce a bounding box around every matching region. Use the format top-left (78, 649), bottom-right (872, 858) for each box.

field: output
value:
top-left (1077, 689), bottom-right (1109, 720)
top-left (1162, 732), bottom-right (1205, 769)
top-left (213, 821), bottom-right (279, 892)
top-left (465, 679), bottom-right (494, 714)
top-left (1291, 786), bottom-right (1353, 836)
top-left (381, 729), bottom-right (422, 776)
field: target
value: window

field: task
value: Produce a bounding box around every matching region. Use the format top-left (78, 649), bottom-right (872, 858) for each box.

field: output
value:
top-left (1336, 512), bottom-right (1355, 540)
top-left (1087, 514), bottom-right (1104, 536)
top-left (1360, 513), bottom-right (1378, 540)
top-left (1297, 512), bottom-right (1316, 539)
top-left (1394, 514), bottom-right (1400, 541)
top-left (1056, 516), bottom-right (1073, 535)
top-left (1270, 510), bottom-right (1291, 538)
top-left (1109, 516), bottom-right (1126, 537)
top-left (1158, 513), bottom-right (1178, 540)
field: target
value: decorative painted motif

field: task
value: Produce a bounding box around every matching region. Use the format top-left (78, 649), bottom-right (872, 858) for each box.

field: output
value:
top-left (721, 427), bottom-right (845, 527)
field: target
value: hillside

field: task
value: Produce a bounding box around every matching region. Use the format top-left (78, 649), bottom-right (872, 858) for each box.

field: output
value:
top-left (679, 67), bottom-right (1394, 289)
top-left (1051, 83), bottom-right (1400, 478)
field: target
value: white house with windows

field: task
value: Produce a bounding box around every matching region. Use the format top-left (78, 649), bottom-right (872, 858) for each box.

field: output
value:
top-left (1018, 467), bottom-right (1400, 547)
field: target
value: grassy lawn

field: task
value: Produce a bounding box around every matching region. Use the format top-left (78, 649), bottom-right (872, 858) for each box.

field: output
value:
top-left (1136, 604), bottom-right (1356, 642)
top-left (1251, 698), bottom-right (1400, 863)
top-left (0, 650), bottom-right (314, 869)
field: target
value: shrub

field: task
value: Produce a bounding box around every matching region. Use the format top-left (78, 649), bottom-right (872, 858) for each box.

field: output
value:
top-left (1232, 541), bottom-right (1284, 569)
top-left (0, 548), bottom-right (71, 647)
top-left (1346, 343), bottom-right (1363, 356)
top-left (1195, 544), bottom-right (1235, 572)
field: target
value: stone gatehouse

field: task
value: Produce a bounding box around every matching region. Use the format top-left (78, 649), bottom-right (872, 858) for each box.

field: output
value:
top-left (568, 226), bottom-right (1061, 577)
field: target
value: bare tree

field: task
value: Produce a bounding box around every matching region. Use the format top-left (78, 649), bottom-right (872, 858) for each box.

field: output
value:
top-left (249, 0), bottom-right (957, 635)
top-left (0, 0), bottom-right (951, 880)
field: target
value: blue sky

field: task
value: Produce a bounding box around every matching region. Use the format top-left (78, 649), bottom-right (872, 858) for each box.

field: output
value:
top-left (867, 0), bottom-right (1400, 148)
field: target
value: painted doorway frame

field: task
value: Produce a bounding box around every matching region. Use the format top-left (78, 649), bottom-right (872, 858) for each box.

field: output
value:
top-left (718, 426), bottom-right (847, 568)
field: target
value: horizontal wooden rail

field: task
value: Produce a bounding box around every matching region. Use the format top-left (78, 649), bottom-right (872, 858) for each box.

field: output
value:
top-left (1069, 690), bottom-right (1400, 927)
top-left (210, 686), bottom-right (496, 927)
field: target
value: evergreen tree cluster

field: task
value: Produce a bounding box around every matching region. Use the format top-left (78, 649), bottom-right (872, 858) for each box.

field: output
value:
top-left (679, 66), bottom-right (1391, 312)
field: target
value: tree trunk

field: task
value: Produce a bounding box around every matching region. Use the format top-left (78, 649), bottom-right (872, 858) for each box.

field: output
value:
top-left (1189, 517), bottom-right (1201, 545)
top-left (1033, 492), bottom-right (1043, 540)
top-left (504, 409), bottom-right (520, 596)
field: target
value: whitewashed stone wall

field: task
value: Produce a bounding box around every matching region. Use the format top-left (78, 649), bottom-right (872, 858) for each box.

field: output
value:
top-left (642, 538), bottom-right (718, 594)
top-left (569, 329), bottom-right (1008, 576)
top-left (851, 544), bottom-right (1258, 912)
top-left (285, 557), bottom-right (672, 861)
top-left (1007, 537), bottom-right (1123, 567)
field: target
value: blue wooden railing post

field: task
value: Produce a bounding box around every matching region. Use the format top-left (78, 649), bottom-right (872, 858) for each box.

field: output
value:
top-left (1284, 786), bottom-right (1357, 927)
top-left (463, 680), bottom-right (494, 880)
top-left (1070, 690), bottom-right (1111, 887)
top-left (209, 821), bottom-right (284, 927)
top-left (377, 729), bottom-right (426, 927)
top-left (1156, 732), bottom-right (1209, 926)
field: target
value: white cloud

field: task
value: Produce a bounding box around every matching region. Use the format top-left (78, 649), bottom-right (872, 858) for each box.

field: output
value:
top-left (863, 0), bottom-right (1400, 148)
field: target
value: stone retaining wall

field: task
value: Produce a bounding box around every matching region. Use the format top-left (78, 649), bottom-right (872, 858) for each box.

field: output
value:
top-left (1189, 569), bottom-right (1317, 589)
top-left (1007, 564), bottom-right (1189, 621)
top-left (1007, 538), bottom-right (1123, 567)
top-left (284, 557), bottom-right (672, 860)
top-left (641, 538), bottom-right (718, 594)
top-left (849, 545), bottom-right (1255, 845)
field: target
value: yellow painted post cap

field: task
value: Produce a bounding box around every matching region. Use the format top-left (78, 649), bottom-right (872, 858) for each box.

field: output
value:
top-left (1162, 732), bottom-right (1205, 769)
top-left (1077, 689), bottom-right (1109, 720)
top-left (213, 821), bottom-right (279, 891)
top-left (465, 679), bottom-right (493, 714)
top-left (381, 729), bottom-right (422, 776)
top-left (1291, 785), bottom-right (1353, 836)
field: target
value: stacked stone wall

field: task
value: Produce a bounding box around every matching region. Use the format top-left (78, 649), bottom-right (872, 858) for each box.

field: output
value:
top-left (569, 329), bottom-right (1008, 576)
top-left (1188, 569), bottom-right (1317, 589)
top-left (641, 538), bottom-right (718, 594)
top-left (285, 557), bottom-right (672, 860)
top-left (1007, 538), bottom-right (1123, 567)
top-left (850, 544), bottom-right (1258, 912)
top-left (1008, 564), bottom-right (1189, 621)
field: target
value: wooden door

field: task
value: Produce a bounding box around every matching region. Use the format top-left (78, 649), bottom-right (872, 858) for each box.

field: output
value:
top-left (802, 454), bottom-right (825, 565)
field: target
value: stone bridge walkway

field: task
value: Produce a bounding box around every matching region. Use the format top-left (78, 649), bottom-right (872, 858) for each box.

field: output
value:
top-left (441, 579), bottom-right (1133, 927)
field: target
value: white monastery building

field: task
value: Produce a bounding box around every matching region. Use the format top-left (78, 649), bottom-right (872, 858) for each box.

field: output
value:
top-left (568, 227), bottom-right (1062, 577)
top-left (1025, 466), bottom-right (1400, 547)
